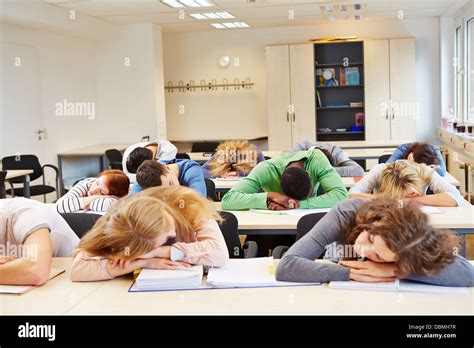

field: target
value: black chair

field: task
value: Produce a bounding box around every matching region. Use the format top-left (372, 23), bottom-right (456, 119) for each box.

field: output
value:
top-left (0, 171), bottom-right (7, 199)
top-left (105, 149), bottom-right (123, 170)
top-left (218, 211), bottom-right (257, 259)
top-left (378, 154), bottom-right (392, 164)
top-left (272, 212), bottom-right (327, 259)
top-left (176, 153), bottom-right (191, 160)
top-left (2, 155), bottom-right (59, 202)
top-left (60, 213), bottom-right (102, 238)
top-left (264, 156), bottom-right (271, 160)
top-left (191, 141), bottom-right (220, 153)
top-left (205, 178), bottom-right (217, 202)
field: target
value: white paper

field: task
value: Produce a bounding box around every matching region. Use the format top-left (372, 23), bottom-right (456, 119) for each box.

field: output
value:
top-left (250, 208), bottom-right (330, 217)
top-left (0, 268), bottom-right (65, 295)
top-left (135, 265), bottom-right (203, 291)
top-left (420, 206), bottom-right (444, 214)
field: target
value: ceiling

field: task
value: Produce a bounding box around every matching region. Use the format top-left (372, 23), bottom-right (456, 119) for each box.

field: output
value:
top-left (38, 0), bottom-right (464, 32)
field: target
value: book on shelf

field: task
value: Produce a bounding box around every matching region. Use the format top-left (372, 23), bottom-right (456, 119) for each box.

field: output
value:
top-left (345, 67), bottom-right (360, 85)
top-left (316, 90), bottom-right (322, 107)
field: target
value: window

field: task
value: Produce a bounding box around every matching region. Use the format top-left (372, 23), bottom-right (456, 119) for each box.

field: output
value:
top-left (454, 26), bottom-right (462, 119)
top-left (466, 18), bottom-right (474, 122)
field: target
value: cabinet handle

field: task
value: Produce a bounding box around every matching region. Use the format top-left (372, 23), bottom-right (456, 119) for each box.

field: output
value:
top-left (293, 112), bottom-right (296, 122)
top-left (287, 112), bottom-right (290, 122)
top-left (386, 110), bottom-right (389, 120)
top-left (391, 108), bottom-right (395, 120)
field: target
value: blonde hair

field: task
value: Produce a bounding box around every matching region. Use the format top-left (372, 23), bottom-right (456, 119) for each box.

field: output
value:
top-left (76, 186), bottom-right (222, 259)
top-left (379, 160), bottom-right (433, 199)
top-left (208, 140), bottom-right (259, 177)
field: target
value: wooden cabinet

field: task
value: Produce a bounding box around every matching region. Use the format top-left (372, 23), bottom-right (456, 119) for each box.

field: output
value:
top-left (364, 38), bottom-right (417, 142)
top-left (266, 44), bottom-right (315, 150)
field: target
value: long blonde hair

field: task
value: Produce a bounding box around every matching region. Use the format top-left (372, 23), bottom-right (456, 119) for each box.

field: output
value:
top-left (208, 140), bottom-right (260, 177)
top-left (76, 186), bottom-right (221, 259)
top-left (379, 160), bottom-right (433, 199)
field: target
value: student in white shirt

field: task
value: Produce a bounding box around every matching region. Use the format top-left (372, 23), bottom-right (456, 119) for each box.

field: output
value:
top-left (122, 140), bottom-right (178, 182)
top-left (0, 198), bottom-right (79, 285)
top-left (349, 160), bottom-right (464, 207)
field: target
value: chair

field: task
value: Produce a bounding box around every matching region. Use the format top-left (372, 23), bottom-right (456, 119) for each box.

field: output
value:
top-left (378, 154), bottom-right (392, 164)
top-left (0, 171), bottom-right (6, 199)
top-left (218, 211), bottom-right (257, 259)
top-left (204, 178), bottom-right (217, 202)
top-left (191, 141), bottom-right (220, 153)
top-left (272, 212), bottom-right (327, 259)
top-left (176, 153), bottom-right (191, 160)
top-left (60, 213), bottom-right (102, 238)
top-left (2, 155), bottom-right (59, 202)
top-left (105, 149), bottom-right (123, 170)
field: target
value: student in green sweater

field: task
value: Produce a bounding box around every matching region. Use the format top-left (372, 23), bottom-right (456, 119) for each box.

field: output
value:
top-left (221, 149), bottom-right (348, 211)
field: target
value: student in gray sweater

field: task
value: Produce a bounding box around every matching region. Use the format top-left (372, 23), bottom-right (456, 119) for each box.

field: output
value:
top-left (276, 197), bottom-right (474, 287)
top-left (291, 140), bottom-right (364, 177)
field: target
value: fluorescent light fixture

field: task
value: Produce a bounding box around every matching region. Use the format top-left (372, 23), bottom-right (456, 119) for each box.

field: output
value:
top-left (162, 0), bottom-right (184, 7)
top-left (203, 12), bottom-right (220, 18)
top-left (190, 11), bottom-right (234, 19)
top-left (190, 13), bottom-right (207, 19)
top-left (211, 23), bottom-right (225, 29)
top-left (216, 11), bottom-right (234, 19)
top-left (211, 21), bottom-right (250, 29)
top-left (161, 0), bottom-right (214, 8)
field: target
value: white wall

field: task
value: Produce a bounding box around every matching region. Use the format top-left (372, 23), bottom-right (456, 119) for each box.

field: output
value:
top-left (163, 18), bottom-right (441, 143)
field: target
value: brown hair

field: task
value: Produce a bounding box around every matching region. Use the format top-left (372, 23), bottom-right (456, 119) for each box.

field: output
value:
top-left (345, 197), bottom-right (460, 278)
top-left (136, 160), bottom-right (167, 188)
top-left (76, 186), bottom-right (221, 259)
top-left (98, 170), bottom-right (130, 197)
top-left (402, 142), bottom-right (441, 166)
top-left (379, 161), bottom-right (432, 200)
top-left (208, 140), bottom-right (260, 177)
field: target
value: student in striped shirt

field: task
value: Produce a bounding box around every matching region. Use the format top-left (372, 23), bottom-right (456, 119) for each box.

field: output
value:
top-left (56, 170), bottom-right (130, 213)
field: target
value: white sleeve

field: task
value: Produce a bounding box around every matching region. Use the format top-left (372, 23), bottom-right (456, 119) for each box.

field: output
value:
top-left (427, 170), bottom-right (465, 206)
top-left (349, 163), bottom-right (386, 194)
top-left (157, 140), bottom-right (178, 161)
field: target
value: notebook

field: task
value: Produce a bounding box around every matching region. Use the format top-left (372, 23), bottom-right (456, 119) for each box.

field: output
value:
top-left (250, 208), bottom-right (330, 217)
top-left (207, 257), bottom-right (321, 288)
top-left (0, 268), bottom-right (65, 295)
top-left (420, 206), bottom-right (444, 214)
top-left (134, 265), bottom-right (203, 291)
top-left (329, 279), bottom-right (468, 295)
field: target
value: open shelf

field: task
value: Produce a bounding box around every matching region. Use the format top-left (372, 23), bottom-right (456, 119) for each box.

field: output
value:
top-left (316, 84), bottom-right (364, 89)
top-left (317, 131), bottom-right (364, 135)
top-left (317, 106), bottom-right (364, 110)
top-left (315, 62), bottom-right (364, 67)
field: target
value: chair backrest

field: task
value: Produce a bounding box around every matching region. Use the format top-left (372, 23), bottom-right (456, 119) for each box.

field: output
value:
top-left (378, 154), bottom-right (392, 164)
top-left (296, 212), bottom-right (327, 241)
top-left (217, 211), bottom-right (244, 259)
top-left (176, 153), bottom-right (191, 160)
top-left (204, 178), bottom-right (217, 201)
top-left (0, 170), bottom-right (6, 199)
top-left (60, 213), bottom-right (102, 238)
top-left (2, 155), bottom-right (43, 183)
top-left (191, 141), bottom-right (220, 153)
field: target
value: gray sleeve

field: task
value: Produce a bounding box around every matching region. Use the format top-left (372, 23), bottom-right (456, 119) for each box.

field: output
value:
top-left (349, 163), bottom-right (386, 194)
top-left (427, 170), bottom-right (464, 206)
top-left (276, 199), bottom-right (365, 283)
top-left (290, 139), bottom-right (315, 152)
top-left (332, 147), bottom-right (365, 177)
top-left (405, 256), bottom-right (474, 287)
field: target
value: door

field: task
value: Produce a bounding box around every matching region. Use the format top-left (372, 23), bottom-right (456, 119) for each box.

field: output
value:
top-left (0, 43), bottom-right (45, 162)
top-left (364, 40), bottom-right (391, 142)
top-left (265, 45), bottom-right (292, 150)
top-left (389, 38), bottom-right (417, 142)
top-left (289, 44), bottom-right (316, 147)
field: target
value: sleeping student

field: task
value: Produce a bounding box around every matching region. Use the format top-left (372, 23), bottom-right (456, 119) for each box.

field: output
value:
top-left (70, 186), bottom-right (228, 281)
top-left (276, 197), bottom-right (474, 287)
top-left (201, 140), bottom-right (266, 178)
top-left (130, 159), bottom-right (206, 197)
top-left (122, 139), bottom-right (178, 182)
top-left (291, 139), bottom-right (365, 177)
top-left (0, 198), bottom-right (79, 285)
top-left (221, 148), bottom-right (348, 211)
top-left (56, 170), bottom-right (130, 213)
top-left (349, 160), bottom-right (463, 207)
top-left (387, 142), bottom-right (446, 176)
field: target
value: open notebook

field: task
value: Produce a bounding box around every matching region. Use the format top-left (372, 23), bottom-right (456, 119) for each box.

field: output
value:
top-left (250, 208), bottom-right (331, 217)
top-left (0, 268), bottom-right (65, 295)
top-left (329, 279), bottom-right (468, 295)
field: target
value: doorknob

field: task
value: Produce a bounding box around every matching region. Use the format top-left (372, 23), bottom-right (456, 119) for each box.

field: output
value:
top-left (35, 129), bottom-right (47, 141)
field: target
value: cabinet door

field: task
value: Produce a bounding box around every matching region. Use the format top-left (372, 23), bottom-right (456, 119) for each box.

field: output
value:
top-left (289, 44), bottom-right (316, 147)
top-left (265, 45), bottom-right (292, 150)
top-left (389, 38), bottom-right (417, 142)
top-left (364, 40), bottom-right (391, 142)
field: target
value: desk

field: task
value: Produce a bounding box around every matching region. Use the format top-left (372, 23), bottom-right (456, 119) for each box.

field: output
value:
top-left (57, 144), bottom-right (129, 195)
top-left (344, 148), bottom-right (395, 160)
top-left (187, 151), bottom-right (283, 163)
top-left (5, 170), bottom-right (34, 198)
top-left (2, 258), bottom-right (471, 315)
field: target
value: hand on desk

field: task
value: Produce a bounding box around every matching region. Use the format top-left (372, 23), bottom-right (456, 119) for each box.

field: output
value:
top-left (267, 192), bottom-right (300, 210)
top-left (340, 260), bottom-right (398, 283)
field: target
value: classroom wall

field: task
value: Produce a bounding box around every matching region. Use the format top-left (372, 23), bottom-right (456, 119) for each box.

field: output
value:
top-left (163, 18), bottom-right (441, 144)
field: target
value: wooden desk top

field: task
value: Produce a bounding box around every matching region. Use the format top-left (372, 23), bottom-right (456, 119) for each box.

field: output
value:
top-left (4, 170), bottom-right (34, 180)
top-left (57, 144), bottom-right (130, 157)
top-left (3, 258), bottom-right (471, 315)
top-left (188, 151), bottom-right (283, 162)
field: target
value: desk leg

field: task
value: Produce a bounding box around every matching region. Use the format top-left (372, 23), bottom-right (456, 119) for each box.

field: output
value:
top-left (58, 155), bottom-right (65, 196)
top-left (23, 175), bottom-right (31, 199)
